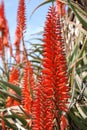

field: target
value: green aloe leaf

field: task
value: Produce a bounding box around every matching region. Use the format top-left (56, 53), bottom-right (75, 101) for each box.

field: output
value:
top-left (4, 119), bottom-right (17, 129)
top-left (0, 89), bottom-right (21, 102)
top-left (68, 37), bottom-right (79, 64)
top-left (68, 0), bottom-right (87, 29)
top-left (5, 112), bottom-right (29, 128)
top-left (0, 80), bottom-right (21, 95)
top-left (69, 110), bottom-right (87, 130)
top-left (68, 1), bottom-right (87, 17)
top-left (30, 59), bottom-right (42, 63)
top-left (76, 103), bottom-right (87, 119)
top-left (76, 64), bottom-right (87, 74)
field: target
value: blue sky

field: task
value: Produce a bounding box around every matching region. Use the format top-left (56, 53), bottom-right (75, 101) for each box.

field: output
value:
top-left (4, 0), bottom-right (51, 43)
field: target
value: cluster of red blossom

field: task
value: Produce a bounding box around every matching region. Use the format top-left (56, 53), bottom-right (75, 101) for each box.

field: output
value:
top-left (0, 0), bottom-right (69, 130)
top-left (0, 0), bottom-right (9, 55)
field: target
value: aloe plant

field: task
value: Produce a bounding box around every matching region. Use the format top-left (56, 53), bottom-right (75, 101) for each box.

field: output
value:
top-left (0, 0), bottom-right (87, 130)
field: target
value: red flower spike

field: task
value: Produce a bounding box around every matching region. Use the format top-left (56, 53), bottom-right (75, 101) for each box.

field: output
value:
top-left (31, 5), bottom-right (69, 130)
top-left (42, 5), bottom-right (69, 129)
top-left (42, 6), bottom-right (57, 130)
top-left (14, 0), bottom-right (26, 63)
top-left (56, 0), bottom-right (66, 17)
top-left (0, 0), bottom-right (9, 53)
top-left (22, 61), bottom-right (34, 115)
top-left (32, 77), bottom-right (45, 130)
top-left (6, 67), bottom-right (20, 107)
top-left (0, 0), bottom-right (5, 29)
top-left (14, 0), bottom-right (26, 45)
top-left (17, 0), bottom-right (26, 32)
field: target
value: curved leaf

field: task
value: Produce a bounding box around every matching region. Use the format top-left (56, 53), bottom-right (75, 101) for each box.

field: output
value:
top-left (30, 0), bottom-right (55, 17)
top-left (68, 0), bottom-right (87, 29)
top-left (0, 80), bottom-right (21, 95)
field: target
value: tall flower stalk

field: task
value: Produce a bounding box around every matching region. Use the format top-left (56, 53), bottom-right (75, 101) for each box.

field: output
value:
top-left (22, 61), bottom-right (34, 115)
top-left (0, 0), bottom-right (9, 72)
top-left (0, 0), bottom-right (9, 49)
top-left (32, 77), bottom-right (45, 130)
top-left (56, 0), bottom-right (66, 17)
top-left (14, 0), bottom-right (26, 63)
top-left (32, 4), bottom-right (69, 130)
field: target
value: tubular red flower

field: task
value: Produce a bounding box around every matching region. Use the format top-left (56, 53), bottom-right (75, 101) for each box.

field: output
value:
top-left (54, 23), bottom-right (69, 114)
top-left (22, 61), bottom-right (34, 115)
top-left (42, 6), bottom-right (57, 130)
top-left (31, 5), bottom-right (69, 130)
top-left (42, 5), bottom-right (69, 129)
top-left (17, 0), bottom-right (26, 32)
top-left (0, 0), bottom-right (9, 54)
top-left (9, 67), bottom-right (19, 85)
top-left (0, 0), bottom-right (6, 30)
top-left (56, 0), bottom-right (66, 17)
top-left (60, 114), bottom-right (68, 130)
top-left (6, 67), bottom-right (20, 107)
top-left (14, 0), bottom-right (26, 63)
top-left (32, 77), bottom-right (45, 130)
top-left (14, 0), bottom-right (26, 45)
top-left (32, 5), bottom-right (69, 129)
